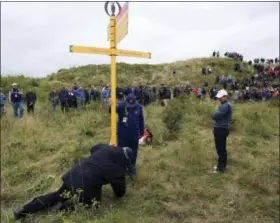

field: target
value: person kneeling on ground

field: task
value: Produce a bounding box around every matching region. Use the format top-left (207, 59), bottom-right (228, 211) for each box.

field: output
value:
top-left (13, 144), bottom-right (134, 220)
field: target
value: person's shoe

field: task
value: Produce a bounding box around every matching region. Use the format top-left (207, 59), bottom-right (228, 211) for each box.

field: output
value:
top-left (51, 201), bottom-right (64, 212)
top-left (211, 167), bottom-right (225, 174)
top-left (211, 169), bottom-right (220, 174)
top-left (213, 166), bottom-right (229, 171)
top-left (13, 208), bottom-right (26, 220)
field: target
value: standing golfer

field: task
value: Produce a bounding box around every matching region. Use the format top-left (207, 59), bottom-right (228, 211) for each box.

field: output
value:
top-left (212, 89), bottom-right (232, 173)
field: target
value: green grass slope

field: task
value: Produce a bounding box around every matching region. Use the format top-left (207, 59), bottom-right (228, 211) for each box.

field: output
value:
top-left (1, 58), bottom-right (253, 95)
top-left (1, 58), bottom-right (279, 223)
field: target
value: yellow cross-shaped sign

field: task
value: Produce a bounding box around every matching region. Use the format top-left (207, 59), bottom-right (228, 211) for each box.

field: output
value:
top-left (69, 2), bottom-right (151, 146)
top-left (69, 45), bottom-right (151, 59)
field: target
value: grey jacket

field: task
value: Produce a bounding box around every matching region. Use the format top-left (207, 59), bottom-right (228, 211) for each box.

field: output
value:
top-left (212, 101), bottom-right (232, 129)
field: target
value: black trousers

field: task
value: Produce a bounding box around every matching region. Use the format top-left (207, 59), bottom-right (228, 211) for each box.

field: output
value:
top-left (61, 102), bottom-right (69, 113)
top-left (22, 184), bottom-right (70, 215)
top-left (27, 104), bottom-right (34, 114)
top-left (214, 128), bottom-right (229, 172)
top-left (21, 184), bottom-right (102, 215)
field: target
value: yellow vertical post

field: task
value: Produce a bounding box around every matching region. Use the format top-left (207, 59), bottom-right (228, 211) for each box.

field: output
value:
top-left (110, 15), bottom-right (117, 146)
top-left (70, 2), bottom-right (151, 146)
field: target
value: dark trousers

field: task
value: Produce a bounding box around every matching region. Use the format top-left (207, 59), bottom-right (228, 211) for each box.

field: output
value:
top-left (61, 102), bottom-right (69, 113)
top-left (27, 104), bottom-right (34, 114)
top-left (21, 184), bottom-right (101, 215)
top-left (21, 184), bottom-right (70, 215)
top-left (214, 128), bottom-right (229, 172)
top-left (118, 137), bottom-right (139, 167)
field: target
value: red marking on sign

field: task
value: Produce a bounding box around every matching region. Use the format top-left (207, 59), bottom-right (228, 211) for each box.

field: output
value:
top-left (116, 2), bottom-right (128, 22)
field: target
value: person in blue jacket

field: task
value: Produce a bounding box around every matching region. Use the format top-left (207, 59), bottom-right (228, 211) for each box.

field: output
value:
top-left (59, 87), bottom-right (69, 113)
top-left (0, 88), bottom-right (6, 117)
top-left (102, 85), bottom-right (111, 106)
top-left (212, 89), bottom-right (232, 173)
top-left (77, 87), bottom-right (85, 109)
top-left (110, 93), bottom-right (144, 176)
top-left (9, 83), bottom-right (24, 118)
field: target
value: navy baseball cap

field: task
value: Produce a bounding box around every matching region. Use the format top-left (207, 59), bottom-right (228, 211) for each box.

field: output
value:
top-left (126, 94), bottom-right (137, 108)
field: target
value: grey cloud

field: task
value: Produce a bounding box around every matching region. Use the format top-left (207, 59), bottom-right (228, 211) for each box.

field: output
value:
top-left (1, 2), bottom-right (279, 77)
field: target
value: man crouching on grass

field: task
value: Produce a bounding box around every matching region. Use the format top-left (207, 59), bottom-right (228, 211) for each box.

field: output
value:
top-left (212, 89), bottom-right (232, 173)
top-left (13, 144), bottom-right (134, 220)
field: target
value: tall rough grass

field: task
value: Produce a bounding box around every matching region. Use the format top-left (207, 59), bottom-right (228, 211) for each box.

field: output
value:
top-left (1, 99), bottom-right (278, 223)
top-left (1, 58), bottom-right (279, 223)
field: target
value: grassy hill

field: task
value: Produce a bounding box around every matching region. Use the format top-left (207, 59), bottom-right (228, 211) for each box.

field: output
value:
top-left (1, 58), bottom-right (254, 96)
top-left (1, 58), bottom-right (279, 223)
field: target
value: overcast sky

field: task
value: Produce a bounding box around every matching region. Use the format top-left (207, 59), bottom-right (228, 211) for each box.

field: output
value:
top-left (1, 1), bottom-right (279, 77)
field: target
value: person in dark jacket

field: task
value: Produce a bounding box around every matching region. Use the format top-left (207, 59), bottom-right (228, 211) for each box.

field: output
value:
top-left (90, 87), bottom-right (100, 102)
top-left (49, 88), bottom-right (59, 112)
top-left (67, 90), bottom-right (77, 109)
top-left (163, 86), bottom-right (171, 106)
top-left (8, 83), bottom-right (24, 118)
top-left (158, 84), bottom-right (165, 101)
top-left (234, 63), bottom-right (240, 72)
top-left (173, 85), bottom-right (181, 98)
top-left (0, 88), bottom-right (6, 117)
top-left (215, 75), bottom-right (220, 84)
top-left (134, 84), bottom-right (144, 105)
top-left (212, 90), bottom-right (232, 173)
top-left (158, 84), bottom-right (171, 106)
top-left (254, 58), bottom-right (259, 64)
top-left (112, 94), bottom-right (144, 176)
top-left (143, 86), bottom-right (152, 106)
top-left (116, 85), bottom-right (124, 101)
top-left (209, 87), bottom-right (216, 100)
top-left (13, 144), bottom-right (134, 220)
top-left (25, 88), bottom-right (37, 114)
top-left (239, 54), bottom-right (243, 62)
top-left (202, 88), bottom-right (207, 99)
top-left (124, 87), bottom-right (131, 98)
top-left (202, 67), bottom-right (206, 75)
top-left (84, 87), bottom-right (90, 105)
top-left (59, 87), bottom-right (69, 113)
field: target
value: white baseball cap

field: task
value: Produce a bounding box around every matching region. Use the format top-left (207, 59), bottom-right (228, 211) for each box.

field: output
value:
top-left (215, 89), bottom-right (228, 98)
top-left (11, 83), bottom-right (17, 86)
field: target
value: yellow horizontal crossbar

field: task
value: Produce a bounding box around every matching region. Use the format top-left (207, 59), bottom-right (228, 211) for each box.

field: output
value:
top-left (116, 49), bottom-right (151, 59)
top-left (70, 45), bottom-right (111, 56)
top-left (70, 45), bottom-right (151, 59)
